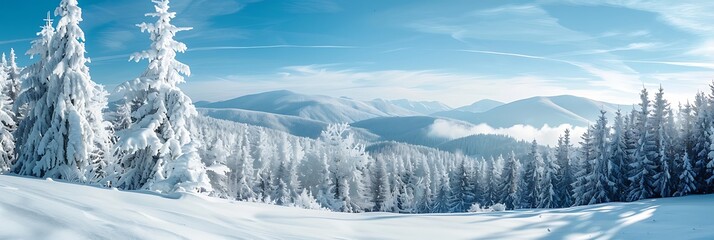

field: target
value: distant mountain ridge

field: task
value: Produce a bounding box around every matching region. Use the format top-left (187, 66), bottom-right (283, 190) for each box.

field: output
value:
top-left (196, 90), bottom-right (626, 128)
top-left (433, 95), bottom-right (626, 128)
top-left (198, 90), bottom-right (452, 123)
top-left (454, 99), bottom-right (504, 113)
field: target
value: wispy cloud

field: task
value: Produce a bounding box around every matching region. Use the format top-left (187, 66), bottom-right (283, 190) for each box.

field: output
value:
top-left (625, 60), bottom-right (714, 69)
top-left (188, 45), bottom-right (357, 52)
top-left (284, 0), bottom-right (341, 13)
top-left (0, 38), bottom-right (34, 45)
top-left (458, 49), bottom-right (643, 93)
top-left (408, 4), bottom-right (593, 44)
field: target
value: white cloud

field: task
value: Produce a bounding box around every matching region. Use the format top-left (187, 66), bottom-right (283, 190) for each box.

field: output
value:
top-left (427, 119), bottom-right (587, 146)
top-left (409, 4), bottom-right (593, 43)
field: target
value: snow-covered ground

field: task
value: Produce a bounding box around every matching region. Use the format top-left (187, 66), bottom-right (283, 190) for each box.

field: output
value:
top-left (1, 174), bottom-right (712, 240)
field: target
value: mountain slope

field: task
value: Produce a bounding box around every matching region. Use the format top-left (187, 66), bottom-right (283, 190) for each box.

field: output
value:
top-left (433, 95), bottom-right (625, 128)
top-left (455, 99), bottom-right (504, 113)
top-left (1, 175), bottom-right (712, 239)
top-left (201, 90), bottom-right (413, 123)
top-left (198, 109), bottom-right (378, 141)
top-left (387, 99), bottom-right (452, 115)
top-left (198, 108), bottom-right (329, 139)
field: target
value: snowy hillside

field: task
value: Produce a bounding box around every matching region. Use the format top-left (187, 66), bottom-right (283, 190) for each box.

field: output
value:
top-left (454, 99), bottom-right (504, 113)
top-left (198, 108), bottom-right (328, 138)
top-left (385, 99), bottom-right (453, 115)
top-left (434, 95), bottom-right (625, 128)
top-left (1, 174), bottom-right (712, 240)
top-left (200, 90), bottom-right (421, 123)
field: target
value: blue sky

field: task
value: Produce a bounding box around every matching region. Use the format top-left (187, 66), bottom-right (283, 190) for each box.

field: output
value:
top-left (1, 0), bottom-right (713, 107)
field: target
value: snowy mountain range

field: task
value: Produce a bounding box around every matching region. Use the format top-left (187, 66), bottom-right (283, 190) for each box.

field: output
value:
top-left (453, 99), bottom-right (505, 113)
top-left (197, 90), bottom-right (626, 129)
top-left (433, 95), bottom-right (626, 128)
top-left (198, 90), bottom-right (425, 123)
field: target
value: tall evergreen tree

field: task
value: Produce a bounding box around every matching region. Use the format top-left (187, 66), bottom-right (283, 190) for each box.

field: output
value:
top-left (448, 160), bottom-right (475, 212)
top-left (585, 110), bottom-right (612, 205)
top-left (499, 152), bottom-right (521, 210)
top-left (555, 129), bottom-right (574, 206)
top-left (652, 86), bottom-right (673, 197)
top-left (13, 13), bottom-right (55, 176)
top-left (609, 110), bottom-right (629, 201)
top-left (537, 150), bottom-right (560, 208)
top-left (15, 0), bottom-right (112, 182)
top-left (628, 88), bottom-right (657, 201)
top-left (2, 49), bottom-right (22, 104)
top-left (114, 0), bottom-right (210, 193)
top-left (675, 151), bottom-right (696, 197)
top-left (0, 69), bottom-right (15, 172)
top-left (572, 126), bottom-right (593, 206)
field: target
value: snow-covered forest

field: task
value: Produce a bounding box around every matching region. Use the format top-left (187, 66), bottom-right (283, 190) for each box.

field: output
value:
top-left (2, 0), bottom-right (714, 216)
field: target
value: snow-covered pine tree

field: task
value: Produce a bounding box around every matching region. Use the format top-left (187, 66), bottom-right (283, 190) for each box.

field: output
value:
top-left (431, 170), bottom-right (450, 213)
top-left (675, 151), bottom-right (696, 196)
top-left (320, 123), bottom-right (370, 212)
top-left (235, 134), bottom-right (256, 201)
top-left (0, 69), bottom-right (15, 172)
top-left (114, 0), bottom-right (210, 193)
top-left (572, 126), bottom-right (594, 206)
top-left (555, 129), bottom-right (573, 207)
top-left (651, 86), bottom-right (673, 197)
top-left (2, 49), bottom-right (22, 104)
top-left (448, 159), bottom-right (475, 212)
top-left (485, 155), bottom-right (503, 206)
top-left (537, 149), bottom-right (560, 208)
top-left (609, 109), bottom-right (629, 201)
top-left (499, 152), bottom-right (521, 210)
top-left (628, 88), bottom-right (658, 201)
top-left (585, 110), bottom-right (612, 205)
top-left (521, 140), bottom-right (544, 208)
top-left (413, 158), bottom-right (433, 213)
top-left (692, 92), bottom-right (710, 193)
top-left (13, 13), bottom-right (55, 176)
top-left (15, 1), bottom-right (112, 182)
top-left (370, 156), bottom-right (391, 211)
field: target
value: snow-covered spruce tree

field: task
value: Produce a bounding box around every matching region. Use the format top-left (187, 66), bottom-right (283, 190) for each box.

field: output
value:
top-left (13, 13), bottom-right (54, 176)
top-left (584, 110), bottom-right (612, 205)
top-left (627, 88), bottom-right (657, 201)
top-left (675, 151), bottom-right (696, 196)
top-left (234, 133), bottom-right (256, 201)
top-left (555, 129), bottom-right (574, 207)
top-left (370, 156), bottom-right (391, 211)
top-left (572, 126), bottom-right (593, 206)
top-left (651, 86), bottom-right (673, 197)
top-left (2, 49), bottom-right (22, 104)
top-left (609, 109), bottom-right (629, 201)
top-left (320, 123), bottom-right (370, 212)
top-left (413, 158), bottom-right (433, 213)
top-left (431, 171), bottom-right (451, 213)
top-left (692, 92), bottom-right (710, 193)
top-left (448, 159), bottom-right (475, 212)
top-left (521, 140), bottom-right (544, 208)
top-left (484, 156), bottom-right (503, 206)
top-left (0, 70), bottom-right (15, 172)
top-left (537, 150), bottom-right (560, 208)
top-left (114, 0), bottom-right (210, 193)
top-left (499, 152), bottom-right (521, 210)
top-left (15, 1), bottom-right (112, 182)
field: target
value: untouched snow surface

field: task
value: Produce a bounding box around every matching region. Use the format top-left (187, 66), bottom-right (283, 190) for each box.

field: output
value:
top-left (1, 175), bottom-right (712, 240)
